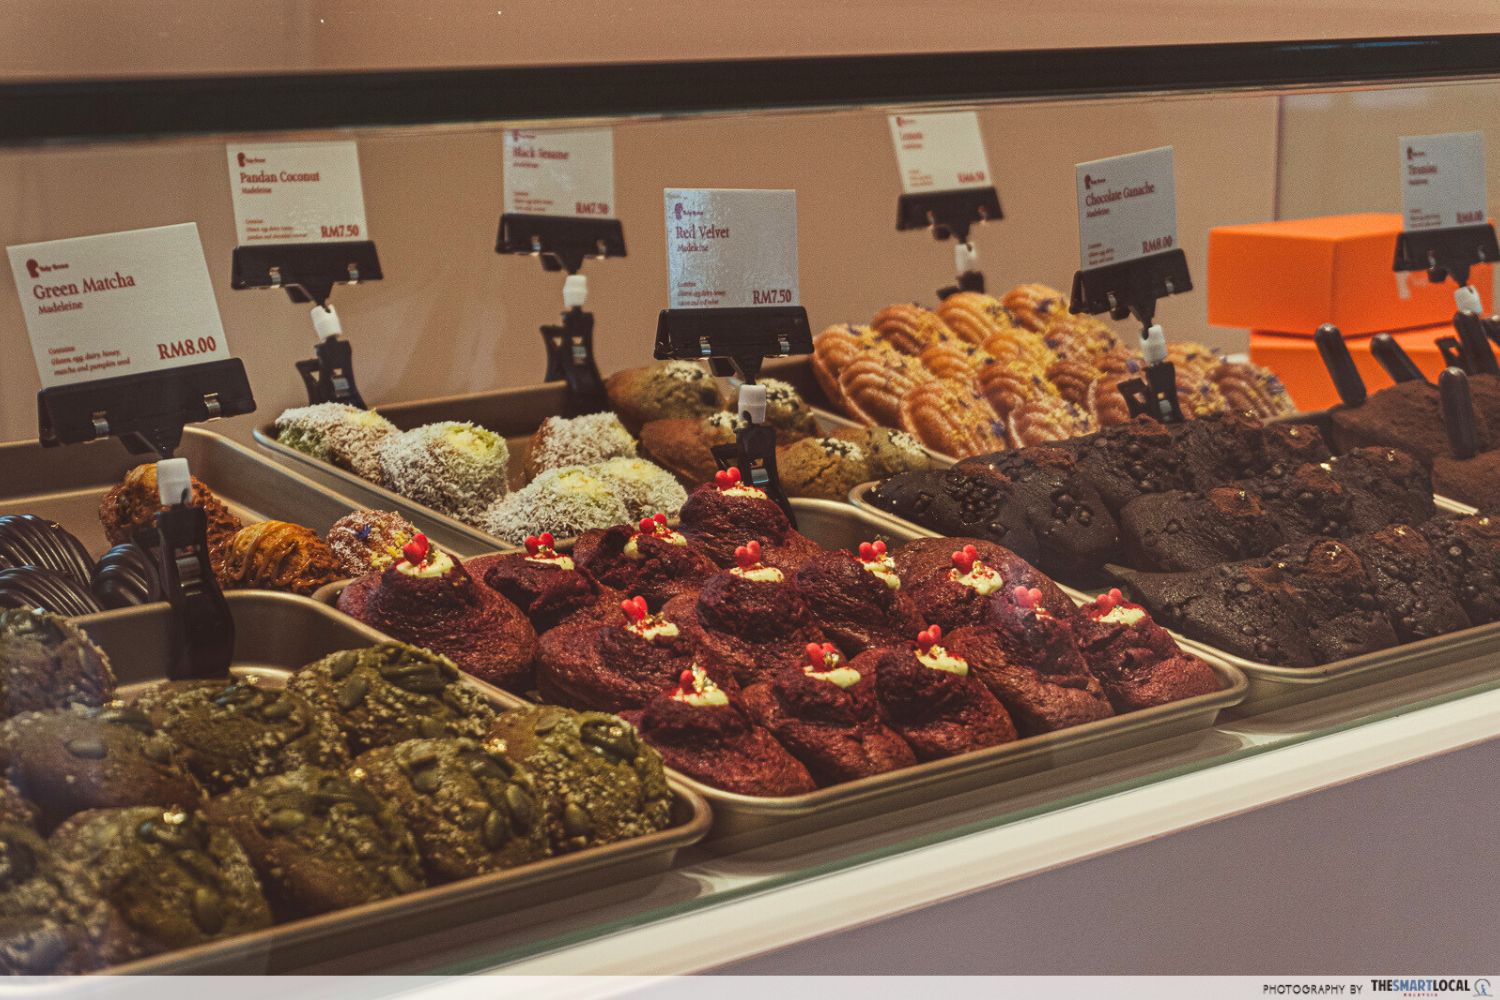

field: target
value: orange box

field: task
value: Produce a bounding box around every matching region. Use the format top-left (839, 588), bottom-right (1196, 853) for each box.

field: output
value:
top-left (1249, 324), bottom-right (1459, 411)
top-left (1209, 213), bottom-right (1490, 337)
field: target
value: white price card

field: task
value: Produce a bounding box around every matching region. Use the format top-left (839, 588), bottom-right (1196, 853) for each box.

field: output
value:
top-left (1075, 146), bottom-right (1179, 270)
top-left (665, 189), bottom-right (798, 310)
top-left (8, 223), bottom-right (230, 390)
top-left (227, 140), bottom-right (369, 244)
top-left (888, 111), bottom-right (992, 194)
top-left (504, 127), bottom-right (616, 218)
top-left (1400, 131), bottom-right (1487, 231)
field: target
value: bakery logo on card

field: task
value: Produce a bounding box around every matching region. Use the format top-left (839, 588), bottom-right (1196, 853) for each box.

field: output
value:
top-left (1084, 173), bottom-right (1105, 190)
top-left (234, 151), bottom-right (265, 168)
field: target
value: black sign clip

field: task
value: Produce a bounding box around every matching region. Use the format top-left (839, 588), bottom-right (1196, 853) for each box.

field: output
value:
top-left (541, 300), bottom-right (608, 416)
top-left (294, 304), bottom-right (367, 407)
top-left (1392, 222), bottom-right (1499, 288)
top-left (654, 306), bottom-right (813, 386)
top-left (896, 188), bottom-right (1002, 300)
top-left (497, 213), bottom-right (626, 275)
top-left (153, 458), bottom-right (234, 680)
top-left (708, 384), bottom-right (797, 526)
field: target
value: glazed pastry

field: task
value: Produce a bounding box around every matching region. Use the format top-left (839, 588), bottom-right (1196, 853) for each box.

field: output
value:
top-left (0, 515), bottom-right (93, 591)
top-left (1118, 486), bottom-right (1287, 572)
top-left (842, 352), bottom-right (933, 428)
top-left (677, 470), bottom-right (820, 570)
top-left (336, 533), bottom-right (538, 691)
top-left (377, 421), bottom-right (509, 523)
top-left (326, 510), bottom-right (418, 578)
top-left (790, 543), bottom-right (923, 655)
top-left (605, 361), bottom-right (725, 433)
top-left (871, 304), bottom-right (955, 355)
top-left (867, 625), bottom-right (1017, 760)
top-left (0, 609), bottom-right (114, 720)
top-left (1073, 589), bottom-right (1221, 712)
top-left (0, 705), bottom-right (202, 830)
top-left (481, 465), bottom-right (631, 546)
top-left (758, 378), bottom-right (820, 440)
top-left (740, 644), bottom-right (916, 785)
top-left (468, 533), bottom-right (618, 633)
top-left (935, 291), bottom-right (1026, 346)
top-left (1001, 283), bottom-right (1073, 333)
top-left (273, 403), bottom-right (398, 481)
top-left (287, 643), bottom-right (496, 754)
top-left (1213, 361), bottom-right (1297, 419)
top-left (1343, 526), bottom-right (1471, 643)
top-left (624, 666), bottom-right (815, 797)
top-left (50, 806), bottom-right (271, 961)
top-left (524, 412), bottom-right (637, 482)
top-left (211, 520), bottom-right (343, 596)
top-left (864, 467), bottom-right (1041, 564)
top-left (353, 738), bottom-right (550, 881)
top-left (661, 542), bottom-right (829, 686)
top-left (811, 324), bottom-right (894, 414)
top-left (0, 567), bottom-right (102, 617)
top-left (90, 543), bottom-right (161, 608)
top-left (775, 437), bottom-right (874, 501)
top-left (99, 464), bottom-right (242, 549)
top-left (1417, 513), bottom-right (1500, 625)
top-left (133, 676), bottom-right (349, 793)
top-left (535, 595), bottom-right (721, 711)
top-left (1008, 393), bottom-right (1095, 448)
top-left (898, 380), bottom-right (1008, 458)
top-left (487, 705), bottom-right (675, 851)
top-left (205, 767), bottom-right (423, 916)
top-left (918, 339), bottom-right (992, 383)
top-left (593, 456), bottom-right (689, 521)
top-left (572, 515), bottom-right (717, 609)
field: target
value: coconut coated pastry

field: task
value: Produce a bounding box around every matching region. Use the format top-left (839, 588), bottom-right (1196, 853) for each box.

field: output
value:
top-left (287, 643), bottom-right (497, 755)
top-left (605, 361), bottom-right (726, 433)
top-left (274, 403), bottom-right (398, 481)
top-left (377, 421), bottom-right (509, 523)
top-left (336, 534), bottom-right (538, 691)
top-left (133, 677), bottom-right (349, 793)
top-left (864, 627), bottom-right (1017, 761)
top-left (326, 510), bottom-right (418, 577)
top-left (481, 465), bottom-right (631, 546)
top-left (487, 705), bottom-right (674, 852)
top-left (572, 517), bottom-right (717, 610)
top-left (593, 456), bottom-right (689, 521)
top-left (99, 464), bottom-right (243, 549)
top-left (524, 412), bottom-right (638, 482)
top-left (204, 767), bottom-right (423, 917)
top-left (0, 610), bottom-right (115, 721)
top-left (354, 737), bottom-right (550, 882)
top-left (211, 520), bottom-right (344, 597)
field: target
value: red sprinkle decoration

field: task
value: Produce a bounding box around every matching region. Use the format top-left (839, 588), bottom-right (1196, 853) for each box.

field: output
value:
top-left (524, 535), bottom-right (541, 556)
top-left (638, 517), bottom-right (656, 534)
top-left (734, 539), bottom-right (763, 569)
top-left (654, 513), bottom-right (669, 526)
top-left (857, 539), bottom-right (889, 562)
top-left (539, 532), bottom-right (555, 549)
top-left (805, 641), bottom-right (840, 668)
top-left (621, 596), bottom-right (649, 622)
top-left (401, 533), bottom-right (430, 566)
top-left (679, 669), bottom-right (697, 693)
top-left (951, 544), bottom-right (979, 574)
top-left (1014, 586), bottom-right (1044, 610)
top-left (714, 467), bottom-right (743, 489)
top-left (917, 624), bottom-right (942, 650)
top-left (638, 513), bottom-right (672, 536)
top-left (1095, 587), bottom-right (1125, 612)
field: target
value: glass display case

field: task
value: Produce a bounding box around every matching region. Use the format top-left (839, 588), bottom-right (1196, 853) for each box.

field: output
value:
top-left (2, 11), bottom-right (1499, 976)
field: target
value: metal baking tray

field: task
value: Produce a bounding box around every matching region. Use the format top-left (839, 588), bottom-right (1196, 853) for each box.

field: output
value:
top-left (0, 426), bottom-right (487, 561)
top-left (314, 498), bottom-right (1246, 847)
top-left (68, 591), bottom-right (710, 975)
top-left (848, 481), bottom-right (1499, 715)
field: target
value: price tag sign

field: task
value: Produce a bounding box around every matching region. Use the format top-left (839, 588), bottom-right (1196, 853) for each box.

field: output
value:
top-left (227, 141), bottom-right (369, 244)
top-left (1075, 146), bottom-right (1178, 270)
top-left (504, 127), bottom-right (615, 218)
top-left (665, 189), bottom-right (798, 309)
top-left (888, 112), bottom-right (991, 193)
top-left (8, 223), bottom-right (229, 390)
top-left (1401, 131), bottom-right (1487, 231)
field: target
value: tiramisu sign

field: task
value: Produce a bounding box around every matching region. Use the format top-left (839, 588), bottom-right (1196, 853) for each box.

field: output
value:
top-left (226, 141), bottom-right (369, 245)
top-left (503, 127), bottom-right (615, 218)
top-left (1400, 130), bottom-right (1486, 232)
top-left (665, 189), bottom-right (798, 309)
top-left (7, 223), bottom-right (230, 389)
top-left (1074, 146), bottom-right (1179, 270)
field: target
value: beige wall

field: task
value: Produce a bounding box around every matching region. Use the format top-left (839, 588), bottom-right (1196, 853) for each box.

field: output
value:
top-left (0, 92), bottom-right (1279, 444)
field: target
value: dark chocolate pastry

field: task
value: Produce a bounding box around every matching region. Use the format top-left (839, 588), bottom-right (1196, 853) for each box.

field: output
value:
top-left (468, 533), bottom-right (618, 634)
top-left (1118, 486), bottom-right (1286, 572)
top-left (0, 705), bottom-right (202, 830)
top-left (1236, 463), bottom-right (1353, 540)
top-left (866, 627), bottom-right (1017, 760)
top-left (1170, 411), bottom-right (1275, 487)
top-left (287, 643), bottom-right (496, 755)
top-left (354, 738), bottom-right (550, 881)
top-left (205, 767), bottom-right (423, 917)
top-left (677, 472), bottom-right (821, 571)
top-left (536, 596), bottom-right (726, 711)
top-left (134, 677), bottom-right (348, 793)
top-left (741, 644), bottom-right (915, 786)
top-left (623, 668), bottom-right (815, 797)
top-left (0, 609), bottom-right (114, 720)
top-left (1073, 589), bottom-right (1222, 712)
top-left (1343, 525), bottom-right (1471, 643)
top-left (1329, 379), bottom-right (1492, 465)
top-left (572, 517), bottom-right (717, 609)
top-left (1055, 416), bottom-right (1192, 513)
top-left (1261, 422), bottom-right (1332, 472)
top-left (0, 567), bottom-right (102, 617)
top-left (90, 543), bottom-right (161, 609)
top-left (50, 806), bottom-right (271, 961)
top-left (1323, 447), bottom-right (1435, 531)
top-left (0, 515), bottom-right (93, 590)
top-left (488, 705), bottom-right (675, 850)
top-left (1432, 449), bottom-right (1500, 509)
top-left (790, 544), bottom-right (924, 655)
top-left (863, 467), bottom-right (1041, 565)
top-left (336, 534), bottom-right (538, 691)
top-left (1417, 513), bottom-right (1500, 625)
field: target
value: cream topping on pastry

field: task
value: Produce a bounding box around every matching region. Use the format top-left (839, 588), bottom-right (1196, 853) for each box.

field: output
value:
top-left (916, 644), bottom-right (969, 676)
top-left (396, 548), bottom-right (454, 579)
top-left (948, 560), bottom-right (1002, 596)
top-left (671, 665), bottom-right (729, 707)
top-left (1097, 604), bottom-right (1147, 626)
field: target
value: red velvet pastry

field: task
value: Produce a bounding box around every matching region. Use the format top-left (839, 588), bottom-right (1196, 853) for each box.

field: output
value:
top-left (337, 533), bottom-right (538, 691)
top-left (572, 514), bottom-right (717, 610)
top-left (894, 537), bottom-right (1080, 625)
top-left (790, 542), bottom-right (924, 655)
top-left (741, 642), bottom-right (916, 786)
top-left (866, 625), bottom-right (1017, 761)
top-left (536, 594), bottom-right (734, 710)
top-left (1072, 588), bottom-right (1222, 713)
top-left (678, 469), bottom-right (821, 571)
top-left (661, 541), bottom-right (829, 687)
top-left (901, 543), bottom-right (1051, 634)
top-left (625, 666), bottom-right (816, 797)
top-left (467, 532), bottom-right (620, 633)
top-left (941, 589), bottom-right (1115, 736)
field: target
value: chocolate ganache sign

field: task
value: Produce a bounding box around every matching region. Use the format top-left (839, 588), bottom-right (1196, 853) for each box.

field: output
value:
top-left (1075, 146), bottom-right (1179, 270)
